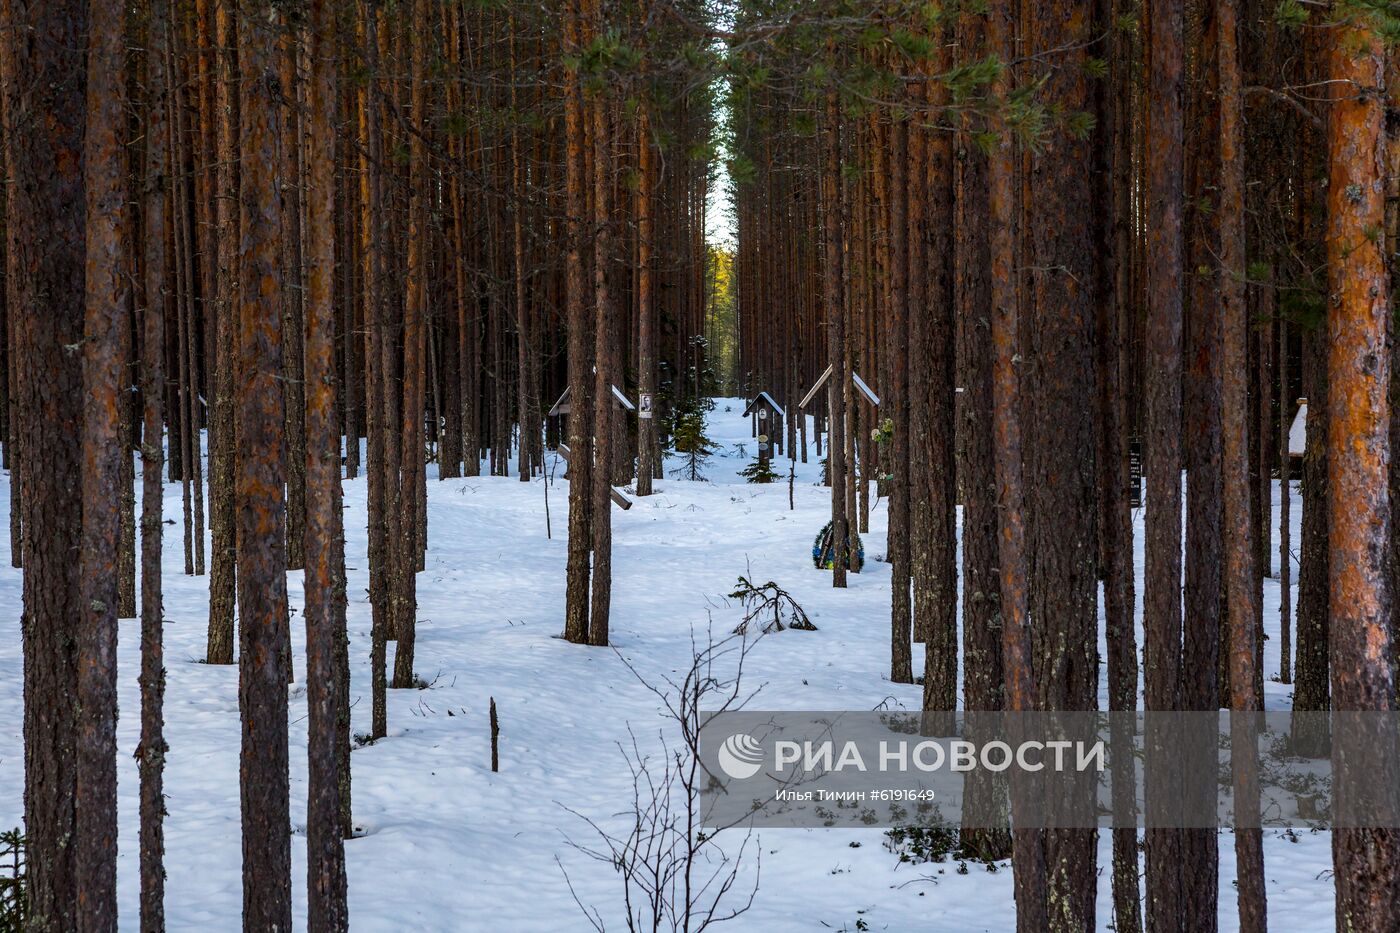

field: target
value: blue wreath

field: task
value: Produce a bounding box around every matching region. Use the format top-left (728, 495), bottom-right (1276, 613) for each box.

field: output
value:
top-left (812, 520), bottom-right (864, 572)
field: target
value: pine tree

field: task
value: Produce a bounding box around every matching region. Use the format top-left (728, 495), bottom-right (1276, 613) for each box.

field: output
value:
top-left (670, 401), bottom-right (716, 482)
top-left (138, 1), bottom-right (172, 924)
top-left (822, 73), bottom-right (849, 591)
top-left (7, 1), bottom-right (87, 924)
top-left (393, 0), bottom-right (430, 687)
top-left (1217, 0), bottom-right (1265, 925)
top-left (1143, 0), bottom-right (1189, 923)
top-left (236, 3), bottom-right (292, 924)
top-left (77, 0), bottom-right (127, 924)
top-left (987, 0), bottom-right (1048, 924)
top-left (1326, 9), bottom-right (1400, 928)
top-left (304, 0), bottom-right (349, 924)
top-left (206, 0), bottom-right (238, 666)
top-left (562, 0), bottom-right (594, 645)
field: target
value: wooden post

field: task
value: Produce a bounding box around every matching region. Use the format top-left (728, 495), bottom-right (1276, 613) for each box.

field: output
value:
top-left (489, 698), bottom-right (500, 773)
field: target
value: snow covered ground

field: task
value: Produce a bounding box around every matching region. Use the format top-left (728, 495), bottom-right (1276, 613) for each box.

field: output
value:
top-left (0, 398), bottom-right (1336, 930)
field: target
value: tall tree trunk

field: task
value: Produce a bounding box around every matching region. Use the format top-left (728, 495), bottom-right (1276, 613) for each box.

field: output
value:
top-left (186, 0), bottom-right (207, 580)
top-left (1102, 0), bottom-right (1141, 925)
top-left (1293, 321), bottom-right (1330, 755)
top-left (119, 383), bottom-right (138, 620)
top-left (1279, 316), bottom-right (1291, 683)
top-left (168, 32), bottom-right (197, 578)
top-left (168, 36), bottom-right (206, 579)
top-left (588, 40), bottom-right (614, 647)
top-left (562, 0), bottom-right (593, 644)
top-left (1218, 1), bottom-right (1266, 926)
top-left (3, 73), bottom-right (18, 563)
top-left (236, 6), bottom-right (292, 925)
top-left (1291, 12), bottom-right (1332, 761)
top-left (393, 0), bottom-right (428, 687)
top-left (988, 3), bottom-right (1048, 924)
top-left (359, 0), bottom-right (389, 739)
top-left (512, 22), bottom-right (534, 485)
top-left (914, 38), bottom-right (958, 728)
top-left (281, 29), bottom-right (307, 573)
top-left (1144, 0), bottom-right (1188, 922)
top-left (139, 3), bottom-right (171, 925)
top-left (886, 113), bottom-right (912, 685)
top-left (1326, 16), bottom-right (1400, 931)
top-left (1182, 7), bottom-right (1222, 919)
top-left (78, 0), bottom-right (126, 924)
top-left (206, 0), bottom-right (238, 665)
top-left (636, 106), bottom-right (657, 498)
top-left (376, 17), bottom-right (402, 654)
top-left (1024, 0), bottom-right (1099, 920)
top-left (304, 0), bottom-right (349, 922)
top-left (823, 80), bottom-right (848, 590)
top-left (955, 74), bottom-right (1011, 859)
top-left (341, 148), bottom-right (361, 482)
top-left (7, 0), bottom-right (86, 921)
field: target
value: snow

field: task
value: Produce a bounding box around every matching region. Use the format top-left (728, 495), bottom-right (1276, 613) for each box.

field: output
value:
top-left (1288, 400), bottom-right (1307, 458)
top-left (0, 398), bottom-right (1336, 930)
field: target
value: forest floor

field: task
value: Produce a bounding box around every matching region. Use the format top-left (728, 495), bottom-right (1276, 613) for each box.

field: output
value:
top-left (0, 399), bottom-right (1334, 931)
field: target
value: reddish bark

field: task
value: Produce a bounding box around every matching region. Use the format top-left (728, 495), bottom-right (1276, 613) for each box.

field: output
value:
top-left (1100, 0), bottom-right (1140, 925)
top-left (885, 111), bottom-right (911, 685)
top-left (562, 0), bottom-right (593, 643)
top-left (206, 0), bottom-right (238, 665)
top-left (304, 0), bottom-right (349, 923)
top-left (988, 5), bottom-right (1048, 925)
top-left (236, 4), bottom-right (292, 925)
top-left (823, 80), bottom-right (849, 590)
top-left (1279, 317), bottom-right (1292, 685)
top-left (5, 0), bottom-right (86, 924)
top-left (915, 46), bottom-right (958, 733)
top-left (1144, 0), bottom-right (1188, 922)
top-left (954, 12), bottom-right (1010, 857)
top-left (78, 0), bottom-right (127, 924)
top-left (637, 105), bottom-right (658, 498)
top-left (358, 0), bottom-right (389, 738)
top-left (1218, 0), bottom-right (1266, 927)
top-left (589, 19), bottom-right (615, 647)
top-left (280, 30), bottom-right (306, 575)
top-left (139, 1), bottom-right (172, 925)
top-left (1326, 18), bottom-right (1400, 932)
top-left (1182, 10), bottom-right (1223, 922)
top-left (393, 0), bottom-right (429, 686)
